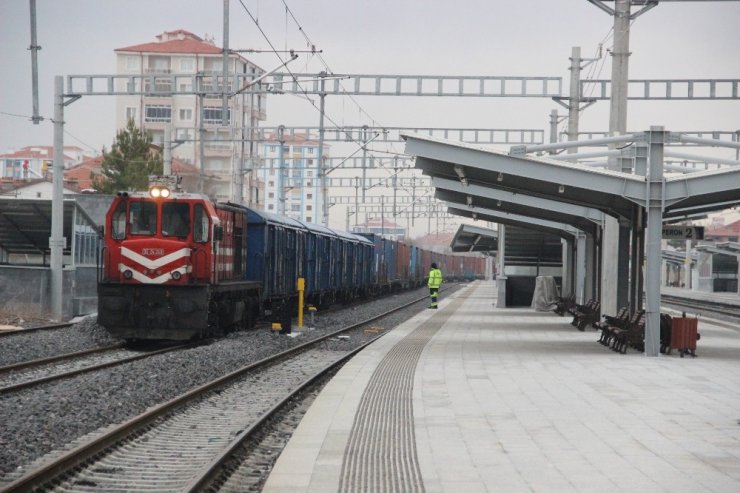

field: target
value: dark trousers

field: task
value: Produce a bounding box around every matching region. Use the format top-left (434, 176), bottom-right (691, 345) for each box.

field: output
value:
top-left (429, 288), bottom-right (439, 308)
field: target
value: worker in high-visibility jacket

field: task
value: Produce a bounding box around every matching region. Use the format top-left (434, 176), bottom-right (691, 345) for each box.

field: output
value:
top-left (427, 262), bottom-right (443, 309)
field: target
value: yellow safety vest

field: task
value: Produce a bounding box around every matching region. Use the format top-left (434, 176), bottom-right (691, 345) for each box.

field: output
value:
top-left (428, 268), bottom-right (443, 289)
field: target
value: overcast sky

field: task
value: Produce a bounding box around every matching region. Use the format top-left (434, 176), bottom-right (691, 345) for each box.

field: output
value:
top-left (1, 0), bottom-right (739, 231)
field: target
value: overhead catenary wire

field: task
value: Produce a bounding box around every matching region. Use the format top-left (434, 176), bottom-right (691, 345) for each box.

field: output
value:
top-left (238, 0), bottom-right (419, 198)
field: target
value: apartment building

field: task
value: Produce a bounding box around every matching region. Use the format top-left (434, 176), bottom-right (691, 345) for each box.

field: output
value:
top-left (0, 146), bottom-right (90, 180)
top-left (258, 133), bottom-right (328, 224)
top-left (114, 30), bottom-right (266, 203)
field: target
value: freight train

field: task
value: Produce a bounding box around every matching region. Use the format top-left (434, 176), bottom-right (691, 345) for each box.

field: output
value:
top-left (97, 186), bottom-right (485, 341)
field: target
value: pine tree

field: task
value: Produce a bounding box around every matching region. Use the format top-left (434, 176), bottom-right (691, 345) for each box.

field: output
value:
top-left (93, 119), bottom-right (163, 193)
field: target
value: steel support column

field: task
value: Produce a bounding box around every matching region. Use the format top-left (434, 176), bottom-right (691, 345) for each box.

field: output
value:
top-left (497, 225), bottom-right (507, 307)
top-left (51, 76), bottom-right (65, 321)
top-left (645, 126), bottom-right (665, 357)
top-left (576, 232), bottom-right (588, 304)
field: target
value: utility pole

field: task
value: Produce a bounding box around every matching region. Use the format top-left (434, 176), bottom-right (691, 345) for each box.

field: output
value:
top-left (198, 95), bottom-right (206, 194)
top-left (589, 0), bottom-right (633, 316)
top-left (318, 72), bottom-right (329, 226)
top-left (29, 0), bottom-right (42, 124)
top-left (278, 125), bottom-right (286, 215)
top-left (361, 125), bottom-right (368, 202)
top-left (354, 176), bottom-right (359, 228)
top-left (163, 125), bottom-right (172, 175)
top-left (51, 76), bottom-right (66, 320)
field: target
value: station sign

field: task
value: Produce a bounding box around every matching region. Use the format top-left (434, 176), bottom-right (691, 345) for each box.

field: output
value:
top-left (661, 225), bottom-right (704, 240)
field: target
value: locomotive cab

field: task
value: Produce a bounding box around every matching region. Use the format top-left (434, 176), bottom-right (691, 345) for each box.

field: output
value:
top-left (98, 189), bottom-right (260, 341)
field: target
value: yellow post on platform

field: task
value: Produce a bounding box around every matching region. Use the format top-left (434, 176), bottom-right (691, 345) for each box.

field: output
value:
top-left (297, 277), bottom-right (305, 328)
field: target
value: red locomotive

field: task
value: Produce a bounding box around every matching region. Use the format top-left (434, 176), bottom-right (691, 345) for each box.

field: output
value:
top-left (98, 185), bottom-right (260, 341)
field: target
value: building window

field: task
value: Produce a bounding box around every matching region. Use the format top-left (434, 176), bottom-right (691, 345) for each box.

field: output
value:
top-left (292, 169), bottom-right (301, 177)
top-left (307, 159), bottom-right (314, 166)
top-left (126, 55), bottom-right (140, 71)
top-left (203, 107), bottom-right (230, 124)
top-left (206, 60), bottom-right (223, 73)
top-left (306, 216), bottom-right (312, 222)
top-left (268, 192), bottom-right (274, 198)
top-left (269, 169), bottom-right (275, 176)
top-left (180, 58), bottom-right (195, 72)
top-left (176, 128), bottom-right (194, 141)
top-left (307, 193), bottom-right (312, 199)
top-left (178, 81), bottom-right (193, 92)
top-left (268, 204), bottom-right (274, 210)
top-left (306, 205), bottom-right (312, 211)
top-left (148, 56), bottom-right (171, 72)
top-left (144, 105), bottom-right (172, 123)
top-left (291, 204), bottom-right (301, 212)
top-left (179, 108), bottom-right (193, 121)
top-left (306, 181), bottom-right (312, 187)
top-left (307, 170), bottom-right (313, 177)
top-left (125, 107), bottom-right (137, 122)
top-left (268, 181), bottom-right (274, 187)
top-left (307, 148), bottom-right (314, 155)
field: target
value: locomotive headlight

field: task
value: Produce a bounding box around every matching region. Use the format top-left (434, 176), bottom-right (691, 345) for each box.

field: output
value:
top-left (171, 271), bottom-right (182, 280)
top-left (123, 269), bottom-right (133, 279)
top-left (149, 185), bottom-right (171, 198)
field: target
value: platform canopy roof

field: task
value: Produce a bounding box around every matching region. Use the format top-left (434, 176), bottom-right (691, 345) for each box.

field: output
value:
top-left (447, 206), bottom-right (578, 240)
top-left (695, 241), bottom-right (740, 257)
top-left (0, 195), bottom-right (110, 256)
top-left (450, 223), bottom-right (498, 253)
top-left (0, 198), bottom-right (76, 255)
top-left (403, 134), bottom-right (740, 227)
top-left (433, 177), bottom-right (601, 236)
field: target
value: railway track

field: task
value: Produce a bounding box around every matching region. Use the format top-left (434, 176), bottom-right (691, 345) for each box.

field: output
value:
top-left (0, 343), bottom-right (186, 395)
top-left (0, 322), bottom-right (74, 338)
top-left (0, 288), bottom-right (437, 492)
top-left (661, 294), bottom-right (740, 322)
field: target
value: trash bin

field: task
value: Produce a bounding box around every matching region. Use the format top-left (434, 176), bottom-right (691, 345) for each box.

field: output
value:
top-left (669, 316), bottom-right (698, 357)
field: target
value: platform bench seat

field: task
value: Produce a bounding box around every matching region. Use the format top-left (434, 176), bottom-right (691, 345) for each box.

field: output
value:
top-left (596, 306), bottom-right (630, 345)
top-left (571, 299), bottom-right (601, 331)
top-left (553, 294), bottom-right (576, 316)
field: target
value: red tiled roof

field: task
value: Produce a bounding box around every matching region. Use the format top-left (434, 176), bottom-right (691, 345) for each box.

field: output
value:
top-left (115, 29), bottom-right (222, 55)
top-left (413, 232), bottom-right (456, 246)
top-left (64, 156), bottom-right (104, 190)
top-left (64, 152), bottom-right (204, 191)
top-left (0, 146), bottom-right (76, 160)
top-left (705, 220), bottom-right (740, 238)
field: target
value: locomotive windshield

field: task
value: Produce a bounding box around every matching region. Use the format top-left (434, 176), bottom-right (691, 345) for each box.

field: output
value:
top-left (162, 202), bottom-right (190, 237)
top-left (130, 201), bottom-right (157, 236)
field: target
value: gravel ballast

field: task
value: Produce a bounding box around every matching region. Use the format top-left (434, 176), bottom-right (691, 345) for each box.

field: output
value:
top-left (0, 318), bottom-right (120, 367)
top-left (0, 284), bottom-right (463, 480)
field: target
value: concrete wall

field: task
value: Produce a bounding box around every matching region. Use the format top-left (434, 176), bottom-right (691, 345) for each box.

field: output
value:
top-left (0, 265), bottom-right (97, 320)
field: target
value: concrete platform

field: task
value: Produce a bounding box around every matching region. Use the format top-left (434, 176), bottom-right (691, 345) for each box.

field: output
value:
top-left (264, 281), bottom-right (740, 492)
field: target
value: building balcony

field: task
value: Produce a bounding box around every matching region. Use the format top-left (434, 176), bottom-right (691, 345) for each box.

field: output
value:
top-left (204, 143), bottom-right (233, 156)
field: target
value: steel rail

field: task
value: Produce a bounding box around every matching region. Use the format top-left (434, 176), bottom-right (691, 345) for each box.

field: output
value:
top-left (0, 288), bottom-right (439, 492)
top-left (0, 322), bottom-right (73, 338)
top-left (0, 343), bottom-right (187, 396)
top-left (183, 329), bottom-right (383, 492)
top-left (0, 343), bottom-right (125, 374)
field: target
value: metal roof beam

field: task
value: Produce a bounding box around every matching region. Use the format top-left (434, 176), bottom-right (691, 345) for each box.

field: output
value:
top-left (432, 176), bottom-right (606, 224)
top-left (437, 189), bottom-right (598, 236)
top-left (447, 206), bottom-right (576, 241)
top-left (447, 203), bottom-right (580, 237)
top-left (404, 134), bottom-right (646, 214)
